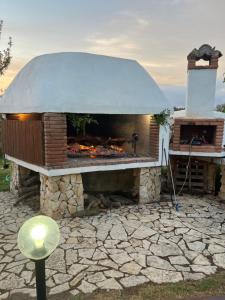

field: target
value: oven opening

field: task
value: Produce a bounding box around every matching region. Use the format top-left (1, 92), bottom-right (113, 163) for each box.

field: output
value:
top-left (67, 114), bottom-right (151, 159)
top-left (180, 125), bottom-right (216, 146)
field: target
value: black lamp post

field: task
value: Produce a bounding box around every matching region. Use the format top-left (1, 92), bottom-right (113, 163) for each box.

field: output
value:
top-left (17, 215), bottom-right (60, 300)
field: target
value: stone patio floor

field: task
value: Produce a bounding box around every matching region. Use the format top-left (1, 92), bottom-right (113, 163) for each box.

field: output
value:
top-left (1, 192), bottom-right (225, 299)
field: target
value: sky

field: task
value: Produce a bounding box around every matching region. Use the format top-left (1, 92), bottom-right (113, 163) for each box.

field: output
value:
top-left (0, 0), bottom-right (225, 106)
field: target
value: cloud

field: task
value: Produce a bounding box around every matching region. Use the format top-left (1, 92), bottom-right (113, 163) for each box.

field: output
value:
top-left (84, 10), bottom-right (151, 58)
top-left (140, 60), bottom-right (174, 69)
top-left (112, 11), bottom-right (150, 30)
top-left (85, 35), bottom-right (140, 57)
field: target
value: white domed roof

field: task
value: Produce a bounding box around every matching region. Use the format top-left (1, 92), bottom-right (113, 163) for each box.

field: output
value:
top-left (0, 52), bottom-right (170, 114)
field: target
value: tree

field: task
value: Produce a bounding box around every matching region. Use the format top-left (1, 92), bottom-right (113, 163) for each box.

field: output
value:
top-left (0, 20), bottom-right (12, 76)
top-left (216, 104), bottom-right (225, 113)
top-left (67, 114), bottom-right (98, 136)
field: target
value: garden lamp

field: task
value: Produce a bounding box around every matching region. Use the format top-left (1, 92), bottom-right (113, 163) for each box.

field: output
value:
top-left (17, 215), bottom-right (60, 300)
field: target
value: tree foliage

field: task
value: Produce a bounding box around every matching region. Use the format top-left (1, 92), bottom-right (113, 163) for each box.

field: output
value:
top-left (0, 20), bottom-right (12, 76)
top-left (67, 114), bottom-right (98, 136)
top-left (154, 109), bottom-right (170, 127)
top-left (216, 104), bottom-right (225, 113)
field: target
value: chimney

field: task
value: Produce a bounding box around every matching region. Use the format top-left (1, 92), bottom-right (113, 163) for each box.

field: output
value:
top-left (185, 44), bottom-right (222, 117)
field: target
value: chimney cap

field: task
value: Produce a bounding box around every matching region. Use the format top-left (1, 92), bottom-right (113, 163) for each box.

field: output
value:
top-left (187, 44), bottom-right (222, 61)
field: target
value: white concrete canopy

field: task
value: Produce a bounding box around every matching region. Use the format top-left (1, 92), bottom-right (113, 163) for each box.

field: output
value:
top-left (0, 52), bottom-right (170, 114)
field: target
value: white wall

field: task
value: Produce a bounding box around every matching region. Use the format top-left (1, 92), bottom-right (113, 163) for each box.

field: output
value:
top-left (186, 69), bottom-right (217, 117)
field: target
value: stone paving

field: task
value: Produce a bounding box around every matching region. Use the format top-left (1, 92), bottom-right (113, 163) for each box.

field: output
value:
top-left (1, 192), bottom-right (225, 299)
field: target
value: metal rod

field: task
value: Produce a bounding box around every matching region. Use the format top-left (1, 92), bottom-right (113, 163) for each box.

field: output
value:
top-left (35, 259), bottom-right (47, 300)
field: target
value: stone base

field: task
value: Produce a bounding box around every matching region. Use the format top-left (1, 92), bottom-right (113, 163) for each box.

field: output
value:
top-left (135, 167), bottom-right (161, 204)
top-left (40, 174), bottom-right (84, 219)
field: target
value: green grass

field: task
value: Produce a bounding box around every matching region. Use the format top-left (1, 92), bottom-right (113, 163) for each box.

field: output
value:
top-left (0, 155), bottom-right (10, 191)
top-left (71, 271), bottom-right (225, 300)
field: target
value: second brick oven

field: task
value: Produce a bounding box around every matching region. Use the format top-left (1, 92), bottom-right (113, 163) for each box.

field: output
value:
top-left (0, 52), bottom-right (170, 218)
top-left (170, 44), bottom-right (225, 194)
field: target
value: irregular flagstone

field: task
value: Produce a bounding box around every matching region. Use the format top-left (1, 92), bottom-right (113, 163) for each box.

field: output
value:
top-left (21, 271), bottom-right (33, 284)
top-left (65, 249), bottom-right (78, 265)
top-left (104, 270), bottom-right (124, 278)
top-left (92, 249), bottom-right (108, 260)
top-left (70, 289), bottom-right (79, 296)
top-left (98, 259), bottom-right (119, 269)
top-left (141, 267), bottom-right (182, 283)
top-left (7, 265), bottom-right (24, 275)
top-left (208, 244), bottom-right (225, 255)
top-left (184, 250), bottom-right (199, 261)
top-left (147, 256), bottom-right (175, 271)
top-left (78, 248), bottom-right (95, 259)
top-left (110, 253), bottom-right (132, 265)
top-left (120, 261), bottom-right (142, 275)
top-left (46, 248), bottom-right (66, 273)
top-left (104, 239), bottom-right (120, 248)
top-left (53, 273), bottom-right (73, 284)
top-left (129, 238), bottom-right (142, 248)
top-left (187, 241), bottom-right (206, 252)
top-left (183, 235), bottom-right (201, 243)
top-left (49, 283), bottom-right (70, 295)
top-left (120, 275), bottom-right (149, 287)
top-left (130, 253), bottom-right (146, 267)
top-left (174, 265), bottom-right (190, 272)
top-left (169, 256), bottom-right (189, 265)
top-left (150, 243), bottom-right (182, 257)
top-left (47, 277), bottom-right (55, 288)
top-left (0, 273), bottom-right (25, 290)
top-left (10, 288), bottom-right (36, 298)
top-left (5, 259), bottom-right (28, 270)
top-left (193, 254), bottom-right (210, 265)
top-left (213, 253), bottom-right (225, 268)
top-left (79, 228), bottom-right (96, 238)
top-left (97, 278), bottom-right (122, 290)
top-left (96, 224), bottom-right (112, 241)
top-left (2, 192), bottom-right (225, 297)
top-left (86, 265), bottom-right (108, 272)
top-left (191, 265), bottom-right (217, 275)
top-left (175, 228), bottom-right (189, 235)
top-left (131, 226), bottom-right (157, 239)
top-left (87, 272), bottom-right (106, 283)
top-left (78, 280), bottom-right (97, 293)
top-left (68, 264), bottom-right (88, 276)
top-left (110, 224), bottom-right (127, 241)
top-left (79, 258), bottom-right (97, 265)
top-left (117, 241), bottom-right (131, 249)
top-left (183, 272), bottom-right (205, 281)
top-left (69, 271), bottom-right (85, 287)
top-left (161, 219), bottom-right (184, 228)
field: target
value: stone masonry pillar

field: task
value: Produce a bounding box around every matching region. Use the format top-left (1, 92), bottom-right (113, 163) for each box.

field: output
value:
top-left (10, 162), bottom-right (40, 200)
top-left (10, 162), bottom-right (20, 196)
top-left (40, 174), bottom-right (84, 219)
top-left (135, 167), bottom-right (161, 204)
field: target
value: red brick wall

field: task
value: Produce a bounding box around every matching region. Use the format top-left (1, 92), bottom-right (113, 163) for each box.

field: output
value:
top-left (43, 113), bottom-right (67, 167)
top-left (150, 116), bottom-right (160, 159)
top-left (171, 118), bottom-right (224, 153)
top-left (188, 58), bottom-right (219, 70)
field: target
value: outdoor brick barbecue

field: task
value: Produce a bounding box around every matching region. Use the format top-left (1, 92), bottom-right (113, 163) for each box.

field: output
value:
top-left (170, 45), bottom-right (225, 157)
top-left (169, 45), bottom-right (225, 194)
top-left (0, 52), bottom-right (170, 219)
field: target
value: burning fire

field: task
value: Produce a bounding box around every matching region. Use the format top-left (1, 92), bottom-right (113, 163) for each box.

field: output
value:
top-left (68, 143), bottom-right (126, 158)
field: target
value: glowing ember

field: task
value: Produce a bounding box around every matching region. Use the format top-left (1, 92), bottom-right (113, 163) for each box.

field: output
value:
top-left (67, 143), bottom-right (127, 158)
